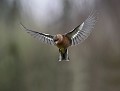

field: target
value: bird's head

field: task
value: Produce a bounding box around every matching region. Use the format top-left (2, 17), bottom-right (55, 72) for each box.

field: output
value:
top-left (54, 34), bottom-right (63, 44)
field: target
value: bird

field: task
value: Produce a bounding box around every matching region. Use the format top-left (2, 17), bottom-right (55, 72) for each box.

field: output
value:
top-left (20, 11), bottom-right (97, 61)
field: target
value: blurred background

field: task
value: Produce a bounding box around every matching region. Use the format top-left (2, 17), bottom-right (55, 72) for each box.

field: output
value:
top-left (0, 0), bottom-right (120, 91)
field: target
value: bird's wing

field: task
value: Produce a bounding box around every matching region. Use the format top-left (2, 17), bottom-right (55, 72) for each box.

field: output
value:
top-left (66, 11), bottom-right (97, 46)
top-left (20, 23), bottom-right (55, 45)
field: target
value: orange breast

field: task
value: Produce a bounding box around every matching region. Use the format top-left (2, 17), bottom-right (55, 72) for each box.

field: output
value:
top-left (56, 36), bottom-right (71, 48)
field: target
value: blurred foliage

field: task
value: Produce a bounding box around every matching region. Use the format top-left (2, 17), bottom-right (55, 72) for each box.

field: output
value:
top-left (0, 0), bottom-right (120, 91)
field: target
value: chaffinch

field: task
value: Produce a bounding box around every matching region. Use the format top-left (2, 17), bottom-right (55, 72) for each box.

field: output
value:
top-left (20, 11), bottom-right (97, 61)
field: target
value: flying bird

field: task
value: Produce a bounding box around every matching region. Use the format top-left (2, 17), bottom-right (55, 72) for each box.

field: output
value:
top-left (20, 11), bottom-right (97, 61)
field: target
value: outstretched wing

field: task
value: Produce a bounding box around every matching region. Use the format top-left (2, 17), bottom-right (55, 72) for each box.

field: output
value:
top-left (66, 11), bottom-right (97, 46)
top-left (20, 23), bottom-right (55, 45)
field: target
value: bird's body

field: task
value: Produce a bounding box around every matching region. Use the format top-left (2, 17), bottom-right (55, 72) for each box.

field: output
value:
top-left (54, 34), bottom-right (71, 61)
top-left (55, 34), bottom-right (71, 48)
top-left (20, 11), bottom-right (97, 61)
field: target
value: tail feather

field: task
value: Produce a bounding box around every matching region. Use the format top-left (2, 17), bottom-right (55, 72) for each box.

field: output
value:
top-left (59, 49), bottom-right (69, 61)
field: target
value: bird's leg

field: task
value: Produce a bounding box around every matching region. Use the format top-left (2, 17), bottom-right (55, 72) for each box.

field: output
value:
top-left (65, 49), bottom-right (69, 61)
top-left (58, 48), bottom-right (69, 61)
top-left (59, 49), bottom-right (62, 61)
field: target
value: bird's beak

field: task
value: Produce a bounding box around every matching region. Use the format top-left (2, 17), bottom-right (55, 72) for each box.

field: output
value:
top-left (54, 39), bottom-right (58, 42)
top-left (53, 36), bottom-right (58, 42)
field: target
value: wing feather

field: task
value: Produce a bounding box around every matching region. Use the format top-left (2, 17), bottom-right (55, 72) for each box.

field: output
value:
top-left (66, 11), bottom-right (97, 46)
top-left (20, 23), bottom-right (55, 45)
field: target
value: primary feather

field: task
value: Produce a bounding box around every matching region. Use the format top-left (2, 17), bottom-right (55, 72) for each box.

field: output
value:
top-left (20, 23), bottom-right (55, 45)
top-left (66, 11), bottom-right (97, 46)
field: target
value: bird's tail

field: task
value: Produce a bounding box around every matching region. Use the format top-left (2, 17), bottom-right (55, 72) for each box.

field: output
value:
top-left (59, 48), bottom-right (69, 61)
